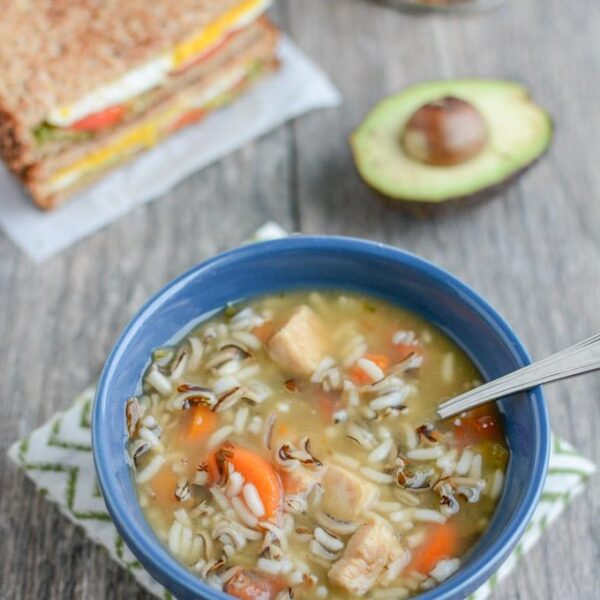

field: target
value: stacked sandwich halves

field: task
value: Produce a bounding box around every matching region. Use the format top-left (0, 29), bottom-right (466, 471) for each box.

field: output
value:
top-left (0, 0), bottom-right (279, 209)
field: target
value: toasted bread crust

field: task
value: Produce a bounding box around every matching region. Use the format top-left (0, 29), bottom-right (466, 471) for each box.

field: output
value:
top-left (23, 33), bottom-right (280, 209)
top-left (0, 0), bottom-right (250, 129)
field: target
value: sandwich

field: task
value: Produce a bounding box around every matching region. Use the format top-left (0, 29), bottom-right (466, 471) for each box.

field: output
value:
top-left (0, 0), bottom-right (279, 209)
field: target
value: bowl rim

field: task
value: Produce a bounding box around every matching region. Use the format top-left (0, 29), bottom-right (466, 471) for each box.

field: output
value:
top-left (93, 235), bottom-right (551, 600)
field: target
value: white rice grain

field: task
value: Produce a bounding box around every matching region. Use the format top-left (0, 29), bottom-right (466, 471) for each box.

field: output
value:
top-left (213, 376), bottom-right (239, 396)
top-left (210, 486), bottom-right (231, 513)
top-left (136, 455), bottom-right (166, 483)
top-left (168, 520), bottom-right (183, 554)
top-left (330, 453), bottom-right (360, 470)
top-left (430, 558), bottom-right (460, 582)
top-left (311, 356), bottom-right (336, 383)
top-left (207, 425), bottom-right (233, 450)
top-left (487, 468), bottom-right (504, 500)
top-left (441, 352), bottom-right (455, 383)
top-left (314, 527), bottom-right (344, 552)
top-left (226, 471), bottom-right (245, 497)
top-left (216, 360), bottom-right (241, 376)
top-left (469, 454), bottom-right (483, 479)
top-left (236, 363), bottom-right (261, 381)
top-left (231, 496), bottom-right (259, 529)
top-left (392, 330), bottom-right (417, 345)
top-left (390, 509), bottom-right (415, 523)
top-left (232, 330), bottom-right (262, 350)
top-left (194, 470), bottom-right (209, 486)
top-left (375, 500), bottom-right (406, 513)
top-left (187, 337), bottom-right (204, 372)
top-left (174, 508), bottom-right (192, 526)
top-left (414, 509), bottom-right (447, 524)
top-left (399, 422), bottom-right (418, 451)
top-left (368, 438), bottom-right (394, 463)
top-left (248, 415), bottom-right (263, 435)
top-left (377, 426), bottom-right (392, 440)
top-left (356, 357), bottom-right (385, 382)
top-left (316, 586), bottom-right (328, 599)
top-left (310, 539), bottom-right (339, 561)
top-left (257, 558), bottom-right (282, 576)
top-left (360, 466), bottom-right (394, 484)
top-left (436, 449), bottom-right (458, 477)
top-left (146, 366), bottom-right (173, 396)
top-left (243, 483), bottom-right (265, 518)
top-left (406, 446), bottom-right (445, 461)
top-left (455, 448), bottom-right (474, 476)
top-left (233, 406), bottom-right (250, 434)
top-left (370, 389), bottom-right (409, 411)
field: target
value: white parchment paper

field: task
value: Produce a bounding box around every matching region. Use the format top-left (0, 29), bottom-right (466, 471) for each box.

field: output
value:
top-left (0, 38), bottom-right (341, 262)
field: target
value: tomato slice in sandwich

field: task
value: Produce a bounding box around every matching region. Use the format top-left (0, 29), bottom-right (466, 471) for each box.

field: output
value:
top-left (70, 105), bottom-right (126, 131)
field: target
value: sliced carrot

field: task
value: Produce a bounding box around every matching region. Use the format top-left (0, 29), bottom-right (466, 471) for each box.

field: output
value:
top-left (210, 446), bottom-right (283, 520)
top-left (349, 353), bottom-right (390, 385)
top-left (453, 406), bottom-right (504, 446)
top-left (185, 405), bottom-right (217, 443)
top-left (149, 465), bottom-right (179, 505)
top-left (251, 321), bottom-right (276, 343)
top-left (406, 523), bottom-right (458, 575)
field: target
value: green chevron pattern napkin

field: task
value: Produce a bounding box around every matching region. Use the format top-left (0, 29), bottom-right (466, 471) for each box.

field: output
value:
top-left (8, 223), bottom-right (597, 599)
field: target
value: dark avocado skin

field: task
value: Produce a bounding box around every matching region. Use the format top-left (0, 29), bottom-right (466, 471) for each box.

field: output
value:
top-left (365, 156), bottom-right (547, 217)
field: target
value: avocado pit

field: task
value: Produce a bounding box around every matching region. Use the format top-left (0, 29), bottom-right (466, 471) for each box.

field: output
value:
top-left (401, 96), bottom-right (488, 167)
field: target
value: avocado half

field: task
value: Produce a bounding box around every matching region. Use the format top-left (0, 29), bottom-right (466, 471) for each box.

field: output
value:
top-left (351, 79), bottom-right (553, 210)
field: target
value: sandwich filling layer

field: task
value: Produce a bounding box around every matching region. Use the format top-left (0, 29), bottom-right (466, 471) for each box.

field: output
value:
top-left (43, 57), bottom-right (274, 195)
top-left (42, 0), bottom-right (271, 131)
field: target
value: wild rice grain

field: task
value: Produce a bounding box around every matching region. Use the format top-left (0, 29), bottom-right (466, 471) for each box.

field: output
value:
top-left (243, 483), bottom-right (265, 518)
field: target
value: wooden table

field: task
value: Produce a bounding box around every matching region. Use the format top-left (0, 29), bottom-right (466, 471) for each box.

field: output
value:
top-left (1, 0), bottom-right (598, 598)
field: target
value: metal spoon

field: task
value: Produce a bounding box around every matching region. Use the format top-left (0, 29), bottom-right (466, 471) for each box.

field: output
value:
top-left (437, 332), bottom-right (600, 419)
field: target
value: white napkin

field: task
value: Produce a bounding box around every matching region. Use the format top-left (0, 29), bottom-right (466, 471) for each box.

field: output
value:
top-left (0, 38), bottom-right (341, 262)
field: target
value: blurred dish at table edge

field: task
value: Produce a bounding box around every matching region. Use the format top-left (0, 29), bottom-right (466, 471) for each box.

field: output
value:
top-left (0, 0), bottom-right (278, 210)
top-left (351, 79), bottom-right (552, 215)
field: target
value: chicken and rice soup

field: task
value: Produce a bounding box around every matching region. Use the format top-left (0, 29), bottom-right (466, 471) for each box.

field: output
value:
top-left (126, 291), bottom-right (509, 599)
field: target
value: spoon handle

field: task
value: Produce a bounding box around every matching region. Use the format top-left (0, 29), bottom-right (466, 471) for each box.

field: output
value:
top-left (437, 332), bottom-right (600, 419)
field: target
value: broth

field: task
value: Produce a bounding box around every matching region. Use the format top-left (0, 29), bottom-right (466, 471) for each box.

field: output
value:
top-left (127, 291), bottom-right (508, 599)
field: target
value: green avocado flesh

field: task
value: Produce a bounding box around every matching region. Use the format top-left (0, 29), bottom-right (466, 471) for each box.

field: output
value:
top-left (351, 79), bottom-right (553, 203)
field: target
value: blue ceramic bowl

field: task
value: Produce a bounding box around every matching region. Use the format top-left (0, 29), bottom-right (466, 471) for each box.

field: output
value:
top-left (93, 236), bottom-right (550, 600)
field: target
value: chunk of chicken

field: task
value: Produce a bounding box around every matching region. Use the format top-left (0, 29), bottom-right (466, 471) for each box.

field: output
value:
top-left (321, 464), bottom-right (379, 521)
top-left (224, 569), bottom-right (283, 600)
top-left (280, 466), bottom-right (323, 496)
top-left (328, 515), bottom-right (409, 596)
top-left (267, 306), bottom-right (326, 376)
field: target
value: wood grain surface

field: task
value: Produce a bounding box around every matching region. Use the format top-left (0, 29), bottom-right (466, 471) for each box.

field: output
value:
top-left (1, 0), bottom-right (599, 598)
